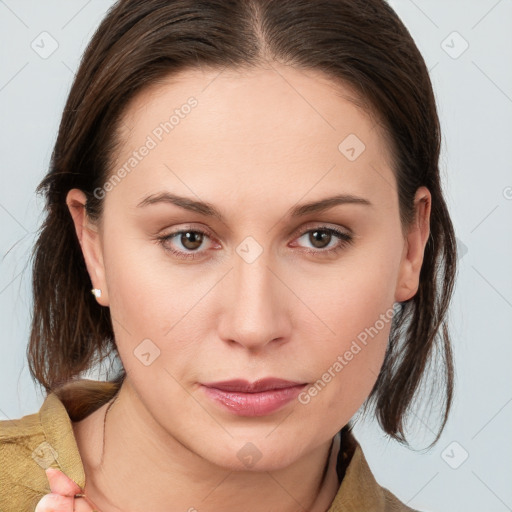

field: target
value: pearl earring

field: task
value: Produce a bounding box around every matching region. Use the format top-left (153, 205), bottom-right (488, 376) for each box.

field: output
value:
top-left (91, 288), bottom-right (102, 298)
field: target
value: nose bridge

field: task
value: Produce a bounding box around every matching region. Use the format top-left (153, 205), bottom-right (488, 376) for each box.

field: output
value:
top-left (219, 245), bottom-right (288, 350)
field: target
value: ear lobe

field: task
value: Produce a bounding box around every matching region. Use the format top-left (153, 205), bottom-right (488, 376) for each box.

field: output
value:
top-left (66, 189), bottom-right (109, 306)
top-left (394, 186), bottom-right (431, 303)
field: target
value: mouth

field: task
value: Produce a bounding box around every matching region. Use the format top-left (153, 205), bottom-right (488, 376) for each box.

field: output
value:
top-left (200, 378), bottom-right (308, 417)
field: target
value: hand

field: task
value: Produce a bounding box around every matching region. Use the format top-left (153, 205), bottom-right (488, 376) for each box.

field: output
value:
top-left (35, 468), bottom-right (99, 512)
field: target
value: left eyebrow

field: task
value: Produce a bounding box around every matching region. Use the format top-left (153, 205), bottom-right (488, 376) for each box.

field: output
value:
top-left (136, 191), bottom-right (373, 222)
top-left (288, 194), bottom-right (373, 217)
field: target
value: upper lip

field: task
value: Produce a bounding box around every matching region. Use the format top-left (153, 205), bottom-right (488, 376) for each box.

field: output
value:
top-left (201, 378), bottom-right (306, 393)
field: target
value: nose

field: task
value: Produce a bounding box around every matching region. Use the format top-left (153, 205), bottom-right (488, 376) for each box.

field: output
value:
top-left (217, 249), bottom-right (291, 352)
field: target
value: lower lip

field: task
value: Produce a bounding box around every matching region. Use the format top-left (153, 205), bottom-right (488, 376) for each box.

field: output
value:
top-left (201, 384), bottom-right (307, 417)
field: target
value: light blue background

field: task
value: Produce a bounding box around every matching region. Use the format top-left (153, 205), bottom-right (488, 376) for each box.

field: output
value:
top-left (1, 1), bottom-right (511, 511)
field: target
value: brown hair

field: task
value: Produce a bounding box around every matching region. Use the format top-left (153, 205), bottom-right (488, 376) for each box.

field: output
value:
top-left (28, 0), bottom-right (456, 447)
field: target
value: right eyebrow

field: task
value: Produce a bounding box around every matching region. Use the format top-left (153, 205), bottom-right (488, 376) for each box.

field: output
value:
top-left (288, 194), bottom-right (373, 217)
top-left (136, 192), bottom-right (226, 222)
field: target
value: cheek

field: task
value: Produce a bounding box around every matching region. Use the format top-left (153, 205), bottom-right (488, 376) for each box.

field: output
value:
top-left (102, 224), bottom-right (200, 330)
top-left (101, 228), bottom-right (190, 364)
top-left (294, 242), bottom-right (400, 421)
top-left (100, 224), bottom-right (226, 395)
top-left (296, 293), bottom-right (394, 430)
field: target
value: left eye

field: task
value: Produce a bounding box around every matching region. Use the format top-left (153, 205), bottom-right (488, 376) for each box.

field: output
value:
top-left (292, 227), bottom-right (354, 254)
top-left (157, 225), bottom-right (354, 260)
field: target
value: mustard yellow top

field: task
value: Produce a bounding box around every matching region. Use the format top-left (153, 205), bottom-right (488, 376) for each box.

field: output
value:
top-left (0, 379), bottom-right (419, 512)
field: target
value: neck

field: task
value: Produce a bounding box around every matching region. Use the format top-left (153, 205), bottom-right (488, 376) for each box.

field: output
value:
top-left (73, 379), bottom-right (341, 512)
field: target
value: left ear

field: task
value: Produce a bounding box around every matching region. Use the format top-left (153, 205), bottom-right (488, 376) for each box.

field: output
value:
top-left (394, 186), bottom-right (431, 303)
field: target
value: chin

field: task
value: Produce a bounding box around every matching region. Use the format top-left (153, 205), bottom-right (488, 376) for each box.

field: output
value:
top-left (196, 433), bottom-right (313, 473)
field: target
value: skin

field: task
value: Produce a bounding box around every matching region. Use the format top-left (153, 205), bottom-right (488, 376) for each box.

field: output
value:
top-left (64, 63), bottom-right (430, 512)
top-left (36, 469), bottom-right (95, 512)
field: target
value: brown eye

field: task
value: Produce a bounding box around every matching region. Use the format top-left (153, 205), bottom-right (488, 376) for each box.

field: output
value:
top-left (293, 226), bottom-right (354, 256)
top-left (179, 231), bottom-right (204, 251)
top-left (308, 229), bottom-right (333, 249)
top-left (157, 228), bottom-right (214, 260)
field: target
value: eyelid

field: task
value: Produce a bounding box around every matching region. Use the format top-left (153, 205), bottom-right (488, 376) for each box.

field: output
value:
top-left (161, 221), bottom-right (352, 243)
top-left (290, 221), bottom-right (353, 239)
top-left (163, 223), bottom-right (216, 239)
top-left (157, 221), bottom-right (355, 259)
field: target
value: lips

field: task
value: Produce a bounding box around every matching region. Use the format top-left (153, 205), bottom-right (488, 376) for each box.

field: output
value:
top-left (200, 378), bottom-right (307, 416)
top-left (202, 378), bottom-right (305, 393)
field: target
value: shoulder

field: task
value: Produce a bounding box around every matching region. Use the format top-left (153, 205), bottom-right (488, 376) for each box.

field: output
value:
top-left (382, 486), bottom-right (422, 512)
top-left (329, 428), bottom-right (423, 512)
top-left (0, 379), bottom-right (118, 511)
top-left (0, 408), bottom-right (54, 511)
top-left (0, 382), bottom-right (105, 512)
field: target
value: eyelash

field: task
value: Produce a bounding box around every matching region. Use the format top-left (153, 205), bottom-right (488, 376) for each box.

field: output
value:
top-left (156, 225), bottom-right (354, 260)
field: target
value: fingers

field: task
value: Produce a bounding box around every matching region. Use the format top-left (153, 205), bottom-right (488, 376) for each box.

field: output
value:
top-left (34, 493), bottom-right (97, 512)
top-left (45, 468), bottom-right (82, 496)
top-left (37, 468), bottom-right (98, 511)
top-left (35, 493), bottom-right (74, 512)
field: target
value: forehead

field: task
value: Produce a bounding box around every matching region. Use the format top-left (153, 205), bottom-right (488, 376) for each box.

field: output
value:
top-left (108, 64), bottom-right (396, 213)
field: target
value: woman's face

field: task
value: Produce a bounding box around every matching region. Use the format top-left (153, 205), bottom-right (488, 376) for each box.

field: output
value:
top-left (70, 64), bottom-right (430, 471)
